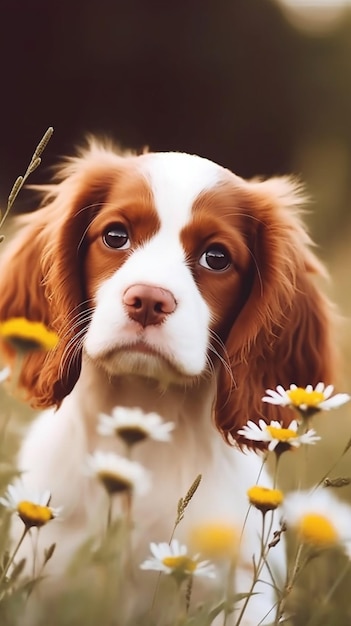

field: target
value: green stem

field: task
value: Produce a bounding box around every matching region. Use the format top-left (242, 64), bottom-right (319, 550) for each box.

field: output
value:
top-left (238, 454), bottom-right (268, 550)
top-left (185, 575), bottom-right (193, 614)
top-left (31, 529), bottom-right (39, 578)
top-left (0, 525), bottom-right (29, 588)
top-left (235, 512), bottom-right (268, 626)
top-left (275, 542), bottom-right (304, 623)
top-left (273, 453), bottom-right (281, 488)
top-left (222, 556), bottom-right (237, 626)
top-left (106, 494), bottom-right (113, 531)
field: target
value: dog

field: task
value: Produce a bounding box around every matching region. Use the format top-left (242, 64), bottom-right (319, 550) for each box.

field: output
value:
top-left (0, 140), bottom-right (335, 624)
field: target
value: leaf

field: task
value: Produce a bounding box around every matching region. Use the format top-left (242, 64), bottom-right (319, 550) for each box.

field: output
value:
top-left (43, 543), bottom-right (56, 565)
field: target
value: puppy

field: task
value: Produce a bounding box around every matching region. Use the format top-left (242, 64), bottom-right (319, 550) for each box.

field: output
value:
top-left (0, 141), bottom-right (335, 624)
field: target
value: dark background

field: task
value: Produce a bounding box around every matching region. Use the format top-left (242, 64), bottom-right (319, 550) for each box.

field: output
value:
top-left (1, 0), bottom-right (351, 247)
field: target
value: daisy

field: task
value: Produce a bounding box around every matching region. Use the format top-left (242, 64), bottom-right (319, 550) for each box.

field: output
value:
top-left (283, 489), bottom-right (351, 554)
top-left (85, 450), bottom-right (150, 496)
top-left (262, 383), bottom-right (350, 414)
top-left (97, 406), bottom-right (175, 446)
top-left (0, 317), bottom-right (59, 352)
top-left (237, 419), bottom-right (320, 452)
top-left (247, 485), bottom-right (284, 514)
top-left (0, 483), bottom-right (61, 528)
top-left (140, 538), bottom-right (216, 582)
top-left (189, 520), bottom-right (239, 560)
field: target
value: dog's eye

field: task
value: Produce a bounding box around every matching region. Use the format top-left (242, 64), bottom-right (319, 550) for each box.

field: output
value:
top-left (199, 246), bottom-right (231, 271)
top-left (103, 224), bottom-right (130, 250)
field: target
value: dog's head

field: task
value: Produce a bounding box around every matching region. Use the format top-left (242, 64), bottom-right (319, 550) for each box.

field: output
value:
top-left (0, 141), bottom-right (336, 441)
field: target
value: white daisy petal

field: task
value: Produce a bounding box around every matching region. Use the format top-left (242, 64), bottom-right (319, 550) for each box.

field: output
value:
top-left (97, 406), bottom-right (175, 445)
top-left (299, 430), bottom-right (321, 445)
top-left (319, 394), bottom-right (351, 410)
top-left (322, 384), bottom-right (334, 398)
top-left (262, 391), bottom-right (290, 406)
top-left (0, 482), bottom-right (61, 527)
top-left (283, 489), bottom-right (351, 553)
top-left (140, 539), bottom-right (216, 579)
top-left (258, 419), bottom-right (271, 430)
top-left (85, 451), bottom-right (150, 495)
top-left (262, 383), bottom-right (350, 413)
top-left (237, 417), bottom-right (321, 453)
top-left (276, 385), bottom-right (291, 398)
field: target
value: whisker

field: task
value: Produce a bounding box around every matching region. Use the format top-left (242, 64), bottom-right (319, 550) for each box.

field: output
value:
top-left (204, 354), bottom-right (215, 379)
top-left (59, 309), bottom-right (95, 340)
top-left (57, 301), bottom-right (94, 332)
top-left (208, 329), bottom-right (236, 392)
top-left (207, 343), bottom-right (234, 386)
top-left (209, 329), bottom-right (229, 355)
top-left (59, 325), bottom-right (89, 380)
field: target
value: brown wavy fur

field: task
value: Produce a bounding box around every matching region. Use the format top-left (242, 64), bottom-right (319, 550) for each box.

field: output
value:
top-left (0, 143), bottom-right (337, 445)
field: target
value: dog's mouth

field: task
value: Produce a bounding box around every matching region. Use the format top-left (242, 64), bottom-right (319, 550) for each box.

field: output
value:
top-left (97, 341), bottom-right (200, 386)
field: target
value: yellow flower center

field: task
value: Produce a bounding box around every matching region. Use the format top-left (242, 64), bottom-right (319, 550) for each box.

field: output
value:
top-left (17, 501), bottom-right (54, 528)
top-left (0, 318), bottom-right (59, 352)
top-left (98, 470), bottom-right (132, 494)
top-left (189, 522), bottom-right (238, 559)
top-left (162, 555), bottom-right (197, 572)
top-left (266, 426), bottom-right (297, 441)
top-left (247, 486), bottom-right (284, 512)
top-left (287, 388), bottom-right (325, 408)
top-left (298, 513), bottom-right (338, 546)
top-left (117, 426), bottom-right (148, 445)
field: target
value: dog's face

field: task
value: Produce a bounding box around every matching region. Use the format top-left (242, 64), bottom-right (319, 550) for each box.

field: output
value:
top-left (84, 152), bottom-right (251, 385)
top-left (0, 142), bottom-right (335, 441)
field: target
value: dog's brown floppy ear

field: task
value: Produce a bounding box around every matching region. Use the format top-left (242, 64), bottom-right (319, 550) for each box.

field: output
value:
top-left (0, 141), bottom-right (124, 407)
top-left (214, 177), bottom-right (336, 444)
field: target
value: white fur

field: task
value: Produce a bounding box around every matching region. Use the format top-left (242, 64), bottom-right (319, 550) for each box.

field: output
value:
top-left (19, 363), bottom-right (283, 625)
top-left (86, 152), bottom-right (222, 378)
top-left (140, 151), bottom-right (221, 229)
top-left (16, 153), bottom-right (284, 625)
top-left (85, 239), bottom-right (211, 377)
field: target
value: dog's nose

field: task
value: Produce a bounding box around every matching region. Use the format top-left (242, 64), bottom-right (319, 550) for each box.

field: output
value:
top-left (123, 284), bottom-right (177, 327)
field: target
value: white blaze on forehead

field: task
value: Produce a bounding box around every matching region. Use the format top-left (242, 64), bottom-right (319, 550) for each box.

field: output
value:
top-left (138, 152), bottom-right (223, 232)
top-left (85, 152), bottom-right (221, 377)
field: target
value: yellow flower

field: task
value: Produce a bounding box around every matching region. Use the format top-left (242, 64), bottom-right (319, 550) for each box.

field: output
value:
top-left (97, 407), bottom-right (175, 446)
top-left (283, 490), bottom-right (351, 553)
top-left (287, 387), bottom-right (325, 408)
top-left (237, 419), bottom-right (320, 454)
top-left (85, 451), bottom-right (151, 496)
top-left (140, 539), bottom-right (216, 581)
top-left (248, 485), bottom-right (284, 514)
top-left (17, 501), bottom-right (55, 527)
top-left (189, 521), bottom-right (239, 559)
top-left (162, 555), bottom-right (197, 572)
top-left (298, 514), bottom-right (338, 547)
top-left (0, 484), bottom-right (61, 529)
top-left (262, 383), bottom-right (350, 415)
top-left (0, 317), bottom-right (59, 352)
